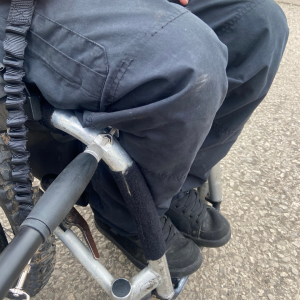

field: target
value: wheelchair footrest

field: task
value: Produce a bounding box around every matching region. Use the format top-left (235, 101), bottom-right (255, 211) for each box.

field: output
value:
top-left (151, 276), bottom-right (189, 299)
top-left (172, 277), bottom-right (189, 299)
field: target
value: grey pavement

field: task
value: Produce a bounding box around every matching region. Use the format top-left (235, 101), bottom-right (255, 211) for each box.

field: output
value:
top-left (1, 2), bottom-right (300, 300)
top-left (278, 0), bottom-right (300, 6)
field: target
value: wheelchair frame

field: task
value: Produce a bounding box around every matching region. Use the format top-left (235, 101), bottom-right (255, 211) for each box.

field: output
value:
top-left (50, 109), bottom-right (223, 300)
top-left (0, 108), bottom-right (223, 300)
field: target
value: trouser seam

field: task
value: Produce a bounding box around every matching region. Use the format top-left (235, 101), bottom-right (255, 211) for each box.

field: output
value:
top-left (101, 10), bottom-right (190, 110)
top-left (107, 59), bottom-right (134, 103)
top-left (151, 10), bottom-right (189, 37)
top-left (216, 0), bottom-right (267, 36)
top-left (26, 42), bottom-right (102, 100)
top-left (34, 11), bottom-right (109, 77)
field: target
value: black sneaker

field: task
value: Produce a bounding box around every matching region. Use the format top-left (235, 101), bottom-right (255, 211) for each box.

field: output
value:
top-left (94, 215), bottom-right (202, 278)
top-left (165, 190), bottom-right (231, 248)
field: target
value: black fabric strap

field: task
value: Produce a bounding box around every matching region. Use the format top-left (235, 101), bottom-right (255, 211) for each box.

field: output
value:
top-left (3, 0), bottom-right (36, 226)
top-left (7, 1), bottom-right (36, 25)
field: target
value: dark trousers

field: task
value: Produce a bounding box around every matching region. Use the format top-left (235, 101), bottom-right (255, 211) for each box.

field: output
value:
top-left (0, 0), bottom-right (289, 235)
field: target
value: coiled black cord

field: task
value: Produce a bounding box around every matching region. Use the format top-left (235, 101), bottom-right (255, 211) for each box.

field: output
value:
top-left (3, 0), bottom-right (36, 226)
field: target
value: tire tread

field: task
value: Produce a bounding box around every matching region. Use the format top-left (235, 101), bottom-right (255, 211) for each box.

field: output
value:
top-left (0, 133), bottom-right (56, 298)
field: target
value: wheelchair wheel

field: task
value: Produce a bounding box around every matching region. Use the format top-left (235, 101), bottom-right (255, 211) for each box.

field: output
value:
top-left (0, 222), bottom-right (8, 251)
top-left (0, 133), bottom-right (56, 298)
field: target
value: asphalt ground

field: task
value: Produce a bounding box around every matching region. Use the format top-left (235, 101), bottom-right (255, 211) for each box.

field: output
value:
top-left (279, 0), bottom-right (300, 6)
top-left (0, 2), bottom-right (299, 300)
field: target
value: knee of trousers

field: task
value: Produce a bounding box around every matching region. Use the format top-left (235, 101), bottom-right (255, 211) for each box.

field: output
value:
top-left (217, 0), bottom-right (289, 99)
top-left (261, 0), bottom-right (288, 49)
top-left (96, 12), bottom-right (230, 206)
top-left (161, 12), bottom-right (229, 114)
top-left (111, 11), bottom-right (229, 122)
top-left (244, 0), bottom-right (289, 66)
top-left (246, 0), bottom-right (289, 93)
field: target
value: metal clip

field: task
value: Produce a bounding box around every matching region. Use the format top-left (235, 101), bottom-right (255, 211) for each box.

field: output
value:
top-left (100, 127), bottom-right (119, 146)
top-left (63, 207), bottom-right (100, 260)
top-left (9, 289), bottom-right (30, 300)
top-left (109, 127), bottom-right (119, 138)
top-left (9, 260), bottom-right (32, 299)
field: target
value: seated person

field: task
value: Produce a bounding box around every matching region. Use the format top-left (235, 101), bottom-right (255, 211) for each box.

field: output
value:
top-left (0, 0), bottom-right (289, 277)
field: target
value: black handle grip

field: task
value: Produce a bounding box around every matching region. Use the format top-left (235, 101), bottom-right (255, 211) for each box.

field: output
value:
top-left (0, 152), bottom-right (98, 299)
top-left (23, 152), bottom-right (98, 240)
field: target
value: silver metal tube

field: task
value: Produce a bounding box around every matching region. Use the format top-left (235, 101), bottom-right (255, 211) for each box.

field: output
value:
top-left (148, 255), bottom-right (174, 300)
top-left (16, 272), bottom-right (27, 290)
top-left (208, 162), bottom-right (223, 202)
top-left (93, 135), bottom-right (133, 173)
top-left (111, 278), bottom-right (132, 300)
top-left (51, 109), bottom-right (100, 145)
top-left (51, 109), bottom-right (132, 172)
top-left (55, 227), bottom-right (166, 300)
top-left (52, 110), bottom-right (174, 299)
top-left (130, 267), bottom-right (160, 300)
top-left (198, 181), bottom-right (209, 202)
top-left (54, 227), bottom-right (115, 295)
top-left (9, 261), bottom-right (32, 299)
top-left (15, 263), bottom-right (30, 290)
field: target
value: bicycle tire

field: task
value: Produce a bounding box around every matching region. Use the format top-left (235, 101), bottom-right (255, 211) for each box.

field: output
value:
top-left (0, 222), bottom-right (8, 251)
top-left (0, 133), bottom-right (56, 298)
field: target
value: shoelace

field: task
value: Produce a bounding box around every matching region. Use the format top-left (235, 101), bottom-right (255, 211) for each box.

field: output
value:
top-left (128, 216), bottom-right (177, 247)
top-left (160, 216), bottom-right (177, 245)
top-left (175, 190), bottom-right (208, 223)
